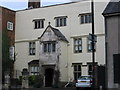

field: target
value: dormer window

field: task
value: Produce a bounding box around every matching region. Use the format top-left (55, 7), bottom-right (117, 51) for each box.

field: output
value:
top-left (43, 41), bottom-right (56, 53)
top-left (33, 19), bottom-right (45, 29)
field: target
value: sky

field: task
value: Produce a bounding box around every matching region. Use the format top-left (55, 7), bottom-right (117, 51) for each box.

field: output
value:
top-left (0, 0), bottom-right (113, 11)
top-left (0, 0), bottom-right (74, 11)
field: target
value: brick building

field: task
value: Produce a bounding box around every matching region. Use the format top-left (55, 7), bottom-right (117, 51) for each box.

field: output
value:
top-left (1, 6), bottom-right (15, 46)
top-left (0, 6), bottom-right (15, 87)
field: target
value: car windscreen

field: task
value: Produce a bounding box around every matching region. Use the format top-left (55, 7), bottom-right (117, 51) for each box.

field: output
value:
top-left (79, 76), bottom-right (91, 80)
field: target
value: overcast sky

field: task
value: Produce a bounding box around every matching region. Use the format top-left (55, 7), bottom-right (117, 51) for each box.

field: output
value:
top-left (0, 0), bottom-right (112, 11)
top-left (0, 0), bottom-right (73, 11)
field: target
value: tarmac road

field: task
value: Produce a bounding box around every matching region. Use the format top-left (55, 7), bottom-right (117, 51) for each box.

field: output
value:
top-left (19, 87), bottom-right (91, 90)
top-left (3, 87), bottom-right (76, 90)
top-left (2, 87), bottom-right (92, 90)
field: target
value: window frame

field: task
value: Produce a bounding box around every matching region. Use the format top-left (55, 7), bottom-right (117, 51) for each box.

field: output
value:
top-left (29, 42), bottom-right (36, 55)
top-left (88, 64), bottom-right (92, 75)
top-left (87, 62), bottom-right (98, 75)
top-left (43, 41), bottom-right (56, 53)
top-left (29, 65), bottom-right (39, 75)
top-left (33, 19), bottom-right (45, 29)
top-left (31, 66), bottom-right (39, 75)
top-left (79, 13), bottom-right (92, 24)
top-left (7, 21), bottom-right (13, 31)
top-left (74, 38), bottom-right (82, 53)
top-left (73, 63), bottom-right (82, 80)
top-left (54, 16), bottom-right (67, 27)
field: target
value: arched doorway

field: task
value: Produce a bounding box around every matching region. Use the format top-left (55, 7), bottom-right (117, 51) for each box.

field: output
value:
top-left (45, 68), bottom-right (54, 87)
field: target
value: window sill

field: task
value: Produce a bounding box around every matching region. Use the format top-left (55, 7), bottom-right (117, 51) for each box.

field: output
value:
top-left (8, 29), bottom-right (13, 31)
top-left (80, 23), bottom-right (92, 25)
top-left (29, 54), bottom-right (36, 56)
top-left (34, 28), bottom-right (44, 29)
top-left (55, 25), bottom-right (67, 27)
top-left (42, 52), bottom-right (56, 54)
top-left (87, 50), bottom-right (96, 53)
top-left (74, 52), bottom-right (82, 54)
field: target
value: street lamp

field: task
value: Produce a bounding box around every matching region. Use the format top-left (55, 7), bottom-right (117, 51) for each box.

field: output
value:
top-left (91, 0), bottom-right (95, 89)
top-left (86, 0), bottom-right (96, 89)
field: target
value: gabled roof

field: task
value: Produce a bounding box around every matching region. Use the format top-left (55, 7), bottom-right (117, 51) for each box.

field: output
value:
top-left (38, 25), bottom-right (68, 43)
top-left (102, 1), bottom-right (120, 16)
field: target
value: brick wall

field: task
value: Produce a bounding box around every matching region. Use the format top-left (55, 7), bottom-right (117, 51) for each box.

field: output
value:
top-left (2, 7), bottom-right (15, 46)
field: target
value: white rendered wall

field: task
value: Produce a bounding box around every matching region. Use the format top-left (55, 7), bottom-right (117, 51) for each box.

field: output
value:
top-left (15, 0), bottom-right (109, 81)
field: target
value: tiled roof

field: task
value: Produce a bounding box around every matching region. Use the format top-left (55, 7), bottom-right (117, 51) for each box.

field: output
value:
top-left (103, 1), bottom-right (120, 16)
top-left (50, 26), bottom-right (68, 42)
top-left (38, 25), bottom-right (68, 43)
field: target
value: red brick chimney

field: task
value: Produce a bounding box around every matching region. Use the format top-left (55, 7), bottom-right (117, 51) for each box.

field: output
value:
top-left (28, 0), bottom-right (40, 8)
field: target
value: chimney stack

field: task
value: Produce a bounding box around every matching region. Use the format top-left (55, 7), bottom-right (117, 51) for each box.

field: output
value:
top-left (28, 0), bottom-right (40, 8)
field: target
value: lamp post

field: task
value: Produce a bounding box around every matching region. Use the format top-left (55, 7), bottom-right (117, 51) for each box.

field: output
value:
top-left (87, 0), bottom-right (96, 89)
top-left (91, 0), bottom-right (95, 89)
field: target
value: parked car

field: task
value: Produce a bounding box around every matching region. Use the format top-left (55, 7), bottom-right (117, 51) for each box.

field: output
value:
top-left (76, 75), bottom-right (92, 90)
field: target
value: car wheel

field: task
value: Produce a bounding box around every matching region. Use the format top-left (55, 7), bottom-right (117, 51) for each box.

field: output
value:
top-left (76, 87), bottom-right (79, 90)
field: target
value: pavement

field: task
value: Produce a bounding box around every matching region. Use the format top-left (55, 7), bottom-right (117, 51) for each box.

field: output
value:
top-left (2, 87), bottom-right (77, 90)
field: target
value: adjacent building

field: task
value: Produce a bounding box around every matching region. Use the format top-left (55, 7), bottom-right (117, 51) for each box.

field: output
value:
top-left (103, 0), bottom-right (120, 88)
top-left (1, 6), bottom-right (15, 61)
top-left (0, 6), bottom-right (15, 88)
top-left (15, 0), bottom-right (109, 87)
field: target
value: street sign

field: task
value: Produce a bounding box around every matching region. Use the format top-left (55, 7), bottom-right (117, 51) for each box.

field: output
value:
top-left (88, 41), bottom-right (96, 51)
top-left (88, 33), bottom-right (97, 42)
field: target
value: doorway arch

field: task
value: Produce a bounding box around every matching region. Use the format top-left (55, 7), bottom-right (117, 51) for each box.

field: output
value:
top-left (45, 68), bottom-right (54, 87)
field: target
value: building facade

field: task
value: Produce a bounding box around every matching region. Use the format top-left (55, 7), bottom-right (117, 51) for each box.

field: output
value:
top-left (1, 6), bottom-right (15, 60)
top-left (15, 0), bottom-right (109, 87)
top-left (1, 6), bottom-right (15, 88)
top-left (103, 0), bottom-right (120, 88)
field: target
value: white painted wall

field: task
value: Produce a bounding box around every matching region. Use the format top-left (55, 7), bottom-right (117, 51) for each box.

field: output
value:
top-left (59, 41), bottom-right (68, 82)
top-left (15, 0), bottom-right (109, 81)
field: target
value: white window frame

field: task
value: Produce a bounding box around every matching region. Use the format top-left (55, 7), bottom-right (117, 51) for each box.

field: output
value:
top-left (43, 41), bottom-right (56, 53)
top-left (79, 13), bottom-right (92, 24)
top-left (74, 38), bottom-right (82, 53)
top-left (7, 21), bottom-right (13, 31)
top-left (55, 16), bottom-right (67, 27)
top-left (73, 63), bottom-right (82, 80)
top-left (29, 65), bottom-right (39, 75)
top-left (29, 42), bottom-right (36, 55)
top-left (33, 19), bottom-right (45, 29)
